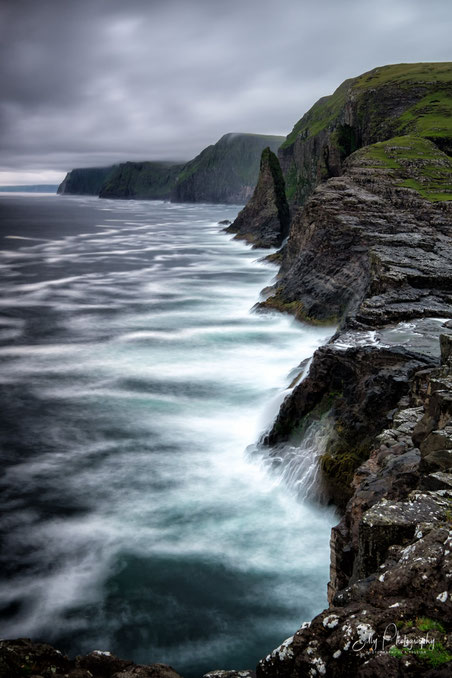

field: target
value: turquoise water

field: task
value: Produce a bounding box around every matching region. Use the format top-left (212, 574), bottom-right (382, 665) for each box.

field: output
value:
top-left (0, 195), bottom-right (336, 676)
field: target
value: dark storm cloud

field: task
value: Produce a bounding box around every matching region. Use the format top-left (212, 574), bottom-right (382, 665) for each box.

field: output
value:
top-left (0, 0), bottom-right (451, 182)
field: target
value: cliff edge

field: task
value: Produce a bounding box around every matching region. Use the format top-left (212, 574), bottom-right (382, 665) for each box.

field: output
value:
top-left (171, 133), bottom-right (284, 204)
top-left (57, 166), bottom-right (116, 195)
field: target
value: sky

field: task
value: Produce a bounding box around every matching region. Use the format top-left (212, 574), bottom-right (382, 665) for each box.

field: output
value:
top-left (0, 0), bottom-right (451, 185)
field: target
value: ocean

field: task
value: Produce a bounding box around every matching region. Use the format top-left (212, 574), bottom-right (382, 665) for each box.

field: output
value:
top-left (0, 194), bottom-right (336, 676)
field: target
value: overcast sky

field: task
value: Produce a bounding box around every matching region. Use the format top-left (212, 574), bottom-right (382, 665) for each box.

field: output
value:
top-left (0, 0), bottom-right (451, 185)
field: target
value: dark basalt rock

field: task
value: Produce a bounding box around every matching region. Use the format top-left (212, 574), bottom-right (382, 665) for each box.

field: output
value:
top-left (225, 148), bottom-right (290, 248)
top-left (265, 343), bottom-right (435, 507)
top-left (258, 148), bottom-right (452, 326)
top-left (0, 640), bottom-right (183, 678)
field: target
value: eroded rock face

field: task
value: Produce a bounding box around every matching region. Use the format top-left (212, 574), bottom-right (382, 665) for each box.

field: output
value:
top-left (266, 343), bottom-right (435, 507)
top-left (259, 150), bottom-right (452, 326)
top-left (0, 640), bottom-right (183, 678)
top-left (225, 148), bottom-right (290, 248)
top-left (258, 525), bottom-right (451, 678)
top-left (259, 337), bottom-right (452, 678)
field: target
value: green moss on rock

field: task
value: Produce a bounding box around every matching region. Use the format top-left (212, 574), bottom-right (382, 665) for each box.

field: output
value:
top-left (361, 134), bottom-right (452, 201)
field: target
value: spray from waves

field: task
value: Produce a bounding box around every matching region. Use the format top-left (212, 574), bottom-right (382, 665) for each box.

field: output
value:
top-left (0, 195), bottom-right (338, 677)
top-left (249, 418), bottom-right (334, 503)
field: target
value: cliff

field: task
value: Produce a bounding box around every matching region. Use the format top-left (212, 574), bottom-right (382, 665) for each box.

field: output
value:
top-left (257, 334), bottom-right (452, 678)
top-left (99, 161), bottom-right (184, 200)
top-left (279, 62), bottom-right (452, 205)
top-left (57, 166), bottom-right (116, 195)
top-left (252, 62), bottom-right (452, 676)
top-left (8, 63), bottom-right (452, 677)
top-left (225, 147), bottom-right (290, 247)
top-left (260, 136), bottom-right (452, 325)
top-left (171, 133), bottom-right (284, 204)
top-left (59, 133), bottom-right (285, 204)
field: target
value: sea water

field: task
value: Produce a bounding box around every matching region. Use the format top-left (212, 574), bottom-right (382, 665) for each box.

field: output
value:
top-left (0, 194), bottom-right (336, 676)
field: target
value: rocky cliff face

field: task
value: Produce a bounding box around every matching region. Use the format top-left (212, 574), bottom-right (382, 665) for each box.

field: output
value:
top-left (225, 147), bottom-right (290, 247)
top-left (171, 133), bottom-right (284, 204)
top-left (99, 161), bottom-right (184, 200)
top-left (279, 62), bottom-right (452, 205)
top-left (57, 166), bottom-right (116, 195)
top-left (260, 136), bottom-right (452, 325)
top-left (257, 334), bottom-right (452, 678)
top-left (252, 62), bottom-right (452, 677)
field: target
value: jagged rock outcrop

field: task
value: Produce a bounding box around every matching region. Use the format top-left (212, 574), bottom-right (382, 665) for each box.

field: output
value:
top-left (0, 638), bottom-right (182, 678)
top-left (265, 343), bottom-right (437, 507)
top-left (259, 136), bottom-right (452, 325)
top-left (57, 166), bottom-right (116, 195)
top-left (258, 335), bottom-right (452, 678)
top-left (99, 161), bottom-right (184, 199)
top-left (253, 64), bottom-right (452, 677)
top-left (225, 147), bottom-right (290, 247)
top-left (171, 133), bottom-right (284, 204)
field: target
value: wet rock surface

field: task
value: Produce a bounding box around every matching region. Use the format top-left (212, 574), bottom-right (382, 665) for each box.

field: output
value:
top-left (258, 337), bottom-right (452, 677)
top-left (266, 342), bottom-right (436, 507)
top-left (0, 639), bottom-right (183, 678)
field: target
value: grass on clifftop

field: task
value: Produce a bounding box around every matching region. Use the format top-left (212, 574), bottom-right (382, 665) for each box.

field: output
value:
top-left (362, 135), bottom-right (452, 201)
top-left (281, 62), bottom-right (452, 151)
top-left (394, 90), bottom-right (452, 141)
top-left (280, 79), bottom-right (351, 149)
top-left (353, 62), bottom-right (452, 89)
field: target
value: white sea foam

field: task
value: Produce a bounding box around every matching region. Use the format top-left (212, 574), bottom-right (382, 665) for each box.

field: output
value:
top-left (0, 197), bottom-right (336, 675)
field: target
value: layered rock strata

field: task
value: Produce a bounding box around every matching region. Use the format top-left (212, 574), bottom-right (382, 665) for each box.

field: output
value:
top-left (257, 335), bottom-right (452, 678)
top-left (259, 137), bottom-right (452, 326)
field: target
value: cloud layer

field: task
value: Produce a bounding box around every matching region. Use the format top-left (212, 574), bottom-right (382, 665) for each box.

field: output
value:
top-left (1, 0), bottom-right (451, 183)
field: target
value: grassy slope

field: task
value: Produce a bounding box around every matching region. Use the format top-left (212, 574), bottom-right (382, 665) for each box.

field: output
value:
top-left (99, 161), bottom-right (183, 199)
top-left (362, 135), bottom-right (452, 201)
top-left (281, 62), bottom-right (452, 202)
top-left (174, 133), bottom-right (285, 197)
top-left (283, 62), bottom-right (452, 149)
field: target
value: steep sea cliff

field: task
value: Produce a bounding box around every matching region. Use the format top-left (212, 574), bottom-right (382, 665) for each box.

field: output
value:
top-left (3, 63), bottom-right (452, 677)
top-left (58, 133), bottom-right (284, 205)
top-left (238, 62), bottom-right (452, 677)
